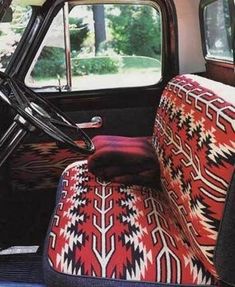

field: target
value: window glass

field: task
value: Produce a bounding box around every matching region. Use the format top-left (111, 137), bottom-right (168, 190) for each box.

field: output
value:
top-left (204, 0), bottom-right (233, 61)
top-left (26, 10), bottom-right (67, 90)
top-left (26, 3), bottom-right (162, 91)
top-left (0, 4), bottom-right (32, 72)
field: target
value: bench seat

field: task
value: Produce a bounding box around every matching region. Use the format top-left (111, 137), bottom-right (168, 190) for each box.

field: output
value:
top-left (43, 74), bottom-right (235, 287)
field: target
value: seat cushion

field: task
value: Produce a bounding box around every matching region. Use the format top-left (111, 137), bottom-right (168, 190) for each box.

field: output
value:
top-left (87, 136), bottom-right (160, 186)
top-left (44, 160), bottom-right (217, 286)
top-left (44, 74), bottom-right (235, 287)
top-left (88, 136), bottom-right (157, 177)
top-left (152, 75), bottom-right (235, 278)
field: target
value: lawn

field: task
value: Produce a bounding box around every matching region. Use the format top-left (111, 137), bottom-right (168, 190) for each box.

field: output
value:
top-left (28, 55), bottom-right (162, 91)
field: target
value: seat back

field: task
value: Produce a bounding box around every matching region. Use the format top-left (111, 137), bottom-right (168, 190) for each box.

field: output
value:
top-left (152, 74), bottom-right (235, 278)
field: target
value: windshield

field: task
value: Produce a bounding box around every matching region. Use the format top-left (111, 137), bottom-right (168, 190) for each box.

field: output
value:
top-left (0, 2), bottom-right (32, 72)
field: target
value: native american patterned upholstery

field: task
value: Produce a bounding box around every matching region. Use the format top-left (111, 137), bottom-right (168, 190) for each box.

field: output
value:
top-left (44, 75), bottom-right (235, 287)
top-left (10, 141), bottom-right (85, 191)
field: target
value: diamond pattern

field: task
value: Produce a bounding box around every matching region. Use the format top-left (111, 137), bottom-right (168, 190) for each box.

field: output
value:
top-left (46, 75), bottom-right (235, 285)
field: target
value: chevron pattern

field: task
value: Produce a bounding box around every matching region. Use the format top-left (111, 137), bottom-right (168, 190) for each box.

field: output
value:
top-left (46, 75), bottom-right (235, 285)
top-left (9, 140), bottom-right (85, 191)
top-left (152, 75), bottom-right (235, 277)
top-left (48, 160), bottom-right (219, 284)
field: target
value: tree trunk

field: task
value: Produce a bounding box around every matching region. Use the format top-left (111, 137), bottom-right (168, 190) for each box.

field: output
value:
top-left (92, 4), bottom-right (106, 55)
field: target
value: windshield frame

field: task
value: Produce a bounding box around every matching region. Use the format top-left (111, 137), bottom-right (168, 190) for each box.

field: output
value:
top-left (0, 4), bottom-right (41, 75)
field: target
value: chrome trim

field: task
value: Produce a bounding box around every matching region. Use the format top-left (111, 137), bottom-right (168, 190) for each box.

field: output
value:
top-left (76, 116), bottom-right (102, 129)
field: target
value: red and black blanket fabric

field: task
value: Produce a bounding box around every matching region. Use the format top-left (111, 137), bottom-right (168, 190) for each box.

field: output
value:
top-left (46, 75), bottom-right (235, 286)
top-left (88, 135), bottom-right (160, 186)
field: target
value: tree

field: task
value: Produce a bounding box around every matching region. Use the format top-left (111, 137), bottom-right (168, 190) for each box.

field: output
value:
top-left (11, 5), bottom-right (32, 34)
top-left (69, 17), bottom-right (89, 52)
top-left (107, 5), bottom-right (161, 58)
top-left (0, 4), bottom-right (31, 70)
top-left (92, 4), bottom-right (106, 54)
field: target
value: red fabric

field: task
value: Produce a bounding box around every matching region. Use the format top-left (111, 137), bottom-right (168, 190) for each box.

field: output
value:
top-left (48, 161), bottom-right (217, 285)
top-left (88, 136), bottom-right (159, 185)
top-left (9, 140), bottom-right (85, 191)
top-left (152, 75), bottom-right (235, 277)
top-left (46, 75), bottom-right (235, 285)
top-left (111, 168), bottom-right (160, 187)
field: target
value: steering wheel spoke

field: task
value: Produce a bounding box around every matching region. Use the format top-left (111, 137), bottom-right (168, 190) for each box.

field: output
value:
top-left (8, 78), bottom-right (30, 108)
top-left (0, 120), bottom-right (28, 167)
top-left (0, 72), bottom-right (29, 109)
top-left (0, 71), bottom-right (95, 165)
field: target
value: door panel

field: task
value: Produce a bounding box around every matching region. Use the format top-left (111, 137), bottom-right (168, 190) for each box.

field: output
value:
top-left (67, 106), bottom-right (156, 137)
top-left (23, 87), bottom-right (162, 143)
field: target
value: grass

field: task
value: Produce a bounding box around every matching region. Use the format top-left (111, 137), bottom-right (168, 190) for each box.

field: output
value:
top-left (121, 55), bottom-right (161, 69)
top-left (28, 55), bottom-right (162, 89)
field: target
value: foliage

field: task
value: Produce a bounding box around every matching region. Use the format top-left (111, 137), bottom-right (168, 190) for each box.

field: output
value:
top-left (0, 5), bottom-right (32, 71)
top-left (32, 47), bottom-right (65, 78)
top-left (72, 56), bottom-right (120, 76)
top-left (107, 5), bottom-right (161, 59)
top-left (69, 17), bottom-right (89, 52)
top-left (11, 5), bottom-right (32, 35)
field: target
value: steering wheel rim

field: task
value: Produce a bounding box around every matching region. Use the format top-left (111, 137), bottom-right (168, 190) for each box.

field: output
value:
top-left (0, 71), bottom-right (95, 155)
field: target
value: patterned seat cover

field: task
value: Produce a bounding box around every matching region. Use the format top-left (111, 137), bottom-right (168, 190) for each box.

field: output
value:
top-left (44, 75), bottom-right (235, 286)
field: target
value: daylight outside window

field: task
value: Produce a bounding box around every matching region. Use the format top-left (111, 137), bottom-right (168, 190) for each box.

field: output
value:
top-left (25, 3), bottom-right (162, 91)
top-left (204, 0), bottom-right (233, 61)
top-left (0, 3), bottom-right (32, 72)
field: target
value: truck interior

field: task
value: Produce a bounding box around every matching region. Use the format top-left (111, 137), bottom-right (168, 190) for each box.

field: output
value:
top-left (0, 0), bottom-right (234, 286)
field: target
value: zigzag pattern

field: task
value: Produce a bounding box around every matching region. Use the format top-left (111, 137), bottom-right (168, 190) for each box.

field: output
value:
top-left (47, 161), bottom-right (217, 284)
top-left (153, 75), bottom-right (235, 276)
top-left (9, 140), bottom-right (85, 191)
top-left (47, 75), bottom-right (235, 285)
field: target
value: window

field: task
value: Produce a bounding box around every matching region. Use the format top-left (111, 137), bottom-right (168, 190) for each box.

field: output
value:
top-left (203, 0), bottom-right (233, 61)
top-left (26, 10), bottom-right (67, 89)
top-left (25, 2), bottom-right (162, 91)
top-left (0, 3), bottom-right (32, 72)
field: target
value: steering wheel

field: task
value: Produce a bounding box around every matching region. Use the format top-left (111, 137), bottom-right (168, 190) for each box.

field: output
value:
top-left (0, 71), bottom-right (95, 166)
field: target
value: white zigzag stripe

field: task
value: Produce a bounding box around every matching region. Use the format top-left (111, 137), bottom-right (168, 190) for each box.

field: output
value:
top-left (155, 111), bottom-right (229, 197)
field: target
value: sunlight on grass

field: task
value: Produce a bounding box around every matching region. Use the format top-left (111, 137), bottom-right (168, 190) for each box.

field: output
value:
top-left (29, 56), bottom-right (161, 90)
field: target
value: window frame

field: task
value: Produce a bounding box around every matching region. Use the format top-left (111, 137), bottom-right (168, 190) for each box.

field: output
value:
top-left (26, 0), bottom-right (167, 91)
top-left (3, 5), bottom-right (39, 75)
top-left (199, 0), bottom-right (235, 65)
top-left (7, 0), bottom-right (178, 95)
